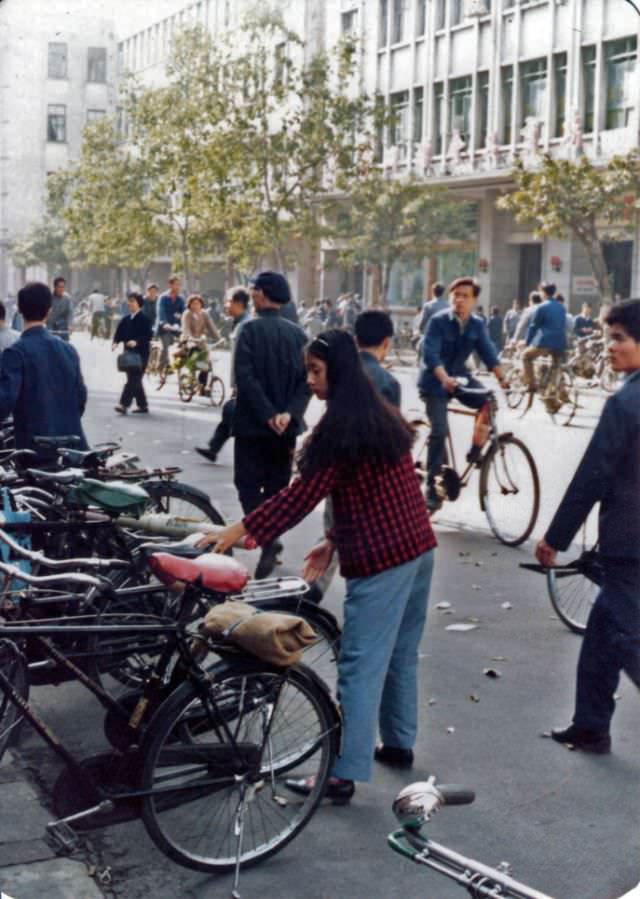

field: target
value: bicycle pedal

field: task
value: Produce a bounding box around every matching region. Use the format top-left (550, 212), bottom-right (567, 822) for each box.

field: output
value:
top-left (46, 819), bottom-right (79, 853)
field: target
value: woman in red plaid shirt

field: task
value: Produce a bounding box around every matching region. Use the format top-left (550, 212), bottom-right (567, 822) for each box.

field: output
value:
top-left (202, 329), bottom-right (436, 803)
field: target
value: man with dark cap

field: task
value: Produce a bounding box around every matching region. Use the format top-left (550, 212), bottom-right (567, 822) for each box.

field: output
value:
top-left (233, 271), bottom-right (310, 578)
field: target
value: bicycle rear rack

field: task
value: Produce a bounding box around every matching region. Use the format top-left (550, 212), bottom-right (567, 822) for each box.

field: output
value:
top-left (233, 576), bottom-right (309, 604)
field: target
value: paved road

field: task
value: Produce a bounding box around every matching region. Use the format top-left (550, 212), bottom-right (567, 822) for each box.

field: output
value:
top-left (14, 334), bottom-right (638, 899)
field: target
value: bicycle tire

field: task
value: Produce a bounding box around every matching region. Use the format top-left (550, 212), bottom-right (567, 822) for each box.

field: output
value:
top-left (143, 481), bottom-right (225, 528)
top-left (208, 375), bottom-right (225, 408)
top-left (552, 370), bottom-right (580, 427)
top-left (547, 560), bottom-right (600, 634)
top-left (479, 435), bottom-right (540, 547)
top-left (178, 373), bottom-right (195, 404)
top-left (140, 661), bottom-right (336, 873)
top-left (0, 639), bottom-right (29, 760)
top-left (505, 369), bottom-right (526, 410)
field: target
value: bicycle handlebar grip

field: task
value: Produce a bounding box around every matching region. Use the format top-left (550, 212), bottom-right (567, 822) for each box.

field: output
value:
top-left (437, 785), bottom-right (476, 806)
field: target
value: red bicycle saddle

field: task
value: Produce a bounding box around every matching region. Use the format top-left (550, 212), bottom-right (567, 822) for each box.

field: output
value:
top-left (149, 552), bottom-right (249, 593)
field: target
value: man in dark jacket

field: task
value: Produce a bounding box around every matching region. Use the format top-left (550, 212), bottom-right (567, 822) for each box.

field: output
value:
top-left (141, 283), bottom-right (159, 331)
top-left (418, 277), bottom-right (506, 511)
top-left (0, 282), bottom-right (87, 462)
top-left (536, 298), bottom-right (640, 754)
top-left (522, 282), bottom-right (567, 389)
top-left (354, 309), bottom-right (401, 407)
top-left (233, 271), bottom-right (310, 578)
top-left (49, 276), bottom-right (73, 341)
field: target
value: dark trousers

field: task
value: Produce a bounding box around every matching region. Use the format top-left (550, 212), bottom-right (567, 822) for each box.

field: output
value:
top-left (234, 434), bottom-right (295, 515)
top-left (209, 398), bottom-right (235, 454)
top-left (574, 560), bottom-right (640, 733)
top-left (120, 367), bottom-right (148, 410)
top-left (422, 376), bottom-right (485, 486)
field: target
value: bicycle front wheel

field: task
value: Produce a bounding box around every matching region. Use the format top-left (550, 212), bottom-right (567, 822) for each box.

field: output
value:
top-left (141, 663), bottom-right (336, 873)
top-left (547, 557), bottom-right (600, 634)
top-left (552, 370), bottom-right (580, 427)
top-left (208, 375), bottom-right (225, 407)
top-left (479, 436), bottom-right (540, 546)
top-left (178, 372), bottom-right (195, 403)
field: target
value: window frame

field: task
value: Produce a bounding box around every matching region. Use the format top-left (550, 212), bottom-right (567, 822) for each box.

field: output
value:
top-left (553, 52), bottom-right (568, 139)
top-left (87, 46), bottom-right (107, 83)
top-left (86, 109), bottom-right (106, 124)
top-left (604, 36), bottom-right (637, 131)
top-left (477, 71), bottom-right (490, 149)
top-left (48, 42), bottom-right (68, 80)
top-left (520, 57), bottom-right (548, 131)
top-left (413, 86), bottom-right (424, 143)
top-left (47, 104), bottom-right (67, 143)
top-left (501, 65), bottom-right (514, 145)
top-left (449, 75), bottom-right (473, 145)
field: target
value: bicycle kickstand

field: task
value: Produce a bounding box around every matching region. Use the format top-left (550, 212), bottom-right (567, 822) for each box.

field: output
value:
top-left (231, 782), bottom-right (253, 899)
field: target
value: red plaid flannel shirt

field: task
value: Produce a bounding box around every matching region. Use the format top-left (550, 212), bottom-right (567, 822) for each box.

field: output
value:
top-left (243, 453), bottom-right (436, 579)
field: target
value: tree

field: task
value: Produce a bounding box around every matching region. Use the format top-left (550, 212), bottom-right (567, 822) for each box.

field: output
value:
top-left (10, 216), bottom-right (68, 279)
top-left (330, 171), bottom-right (477, 305)
top-left (497, 153), bottom-right (640, 303)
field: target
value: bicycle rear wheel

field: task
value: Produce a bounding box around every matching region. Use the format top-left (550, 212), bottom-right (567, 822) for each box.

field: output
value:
top-left (0, 639), bottom-right (29, 761)
top-left (143, 481), bottom-right (225, 528)
top-left (551, 370), bottom-right (579, 427)
top-left (505, 369), bottom-right (526, 410)
top-left (479, 436), bottom-right (540, 547)
top-left (547, 549), bottom-right (601, 634)
top-left (141, 663), bottom-right (336, 872)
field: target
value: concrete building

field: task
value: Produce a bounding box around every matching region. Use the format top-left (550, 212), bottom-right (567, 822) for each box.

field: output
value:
top-left (119, 0), bottom-right (640, 311)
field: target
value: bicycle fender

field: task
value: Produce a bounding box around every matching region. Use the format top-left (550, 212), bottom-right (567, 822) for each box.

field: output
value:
top-left (254, 598), bottom-right (340, 642)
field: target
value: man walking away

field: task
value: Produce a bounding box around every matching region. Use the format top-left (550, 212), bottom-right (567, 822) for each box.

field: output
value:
top-left (522, 282), bottom-right (566, 390)
top-left (0, 302), bottom-right (19, 353)
top-left (141, 283), bottom-right (160, 331)
top-left (157, 276), bottom-right (185, 368)
top-left (0, 282), bottom-right (87, 463)
top-left (88, 286), bottom-right (106, 339)
top-left (503, 299), bottom-right (522, 343)
top-left (196, 286), bottom-right (251, 463)
top-left (49, 276), bottom-right (73, 342)
top-left (512, 291), bottom-right (542, 344)
top-left (355, 310), bottom-right (401, 407)
top-left (488, 306), bottom-right (504, 353)
top-left (536, 298), bottom-right (640, 754)
top-left (233, 271), bottom-right (310, 579)
top-left (418, 282), bottom-right (448, 335)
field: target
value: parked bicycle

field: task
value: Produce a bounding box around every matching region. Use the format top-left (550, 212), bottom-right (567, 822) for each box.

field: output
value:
top-left (411, 385), bottom-right (540, 546)
top-left (388, 777), bottom-right (555, 898)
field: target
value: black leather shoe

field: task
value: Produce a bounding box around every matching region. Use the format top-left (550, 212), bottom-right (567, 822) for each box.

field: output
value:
top-left (426, 489), bottom-right (442, 513)
top-left (195, 447), bottom-right (218, 463)
top-left (466, 444), bottom-right (482, 465)
top-left (374, 744), bottom-right (414, 769)
top-left (131, 407), bottom-right (149, 414)
top-left (285, 776), bottom-right (354, 806)
top-left (254, 540), bottom-right (283, 580)
top-left (114, 405), bottom-right (127, 415)
top-left (549, 724), bottom-right (611, 755)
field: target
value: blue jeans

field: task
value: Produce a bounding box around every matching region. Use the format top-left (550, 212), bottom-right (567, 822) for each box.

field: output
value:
top-left (332, 550), bottom-right (434, 782)
top-left (422, 377), bottom-right (485, 488)
top-left (574, 560), bottom-right (640, 733)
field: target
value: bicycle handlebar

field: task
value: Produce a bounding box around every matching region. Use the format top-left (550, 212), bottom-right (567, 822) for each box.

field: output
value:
top-left (0, 559), bottom-right (107, 590)
top-left (393, 778), bottom-right (475, 830)
top-left (0, 527), bottom-right (129, 571)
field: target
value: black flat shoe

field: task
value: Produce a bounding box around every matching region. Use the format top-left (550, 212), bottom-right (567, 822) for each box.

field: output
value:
top-left (548, 724), bottom-right (611, 754)
top-left (254, 540), bottom-right (284, 580)
top-left (114, 405), bottom-right (127, 415)
top-left (285, 776), bottom-right (354, 806)
top-left (195, 447), bottom-right (218, 463)
top-left (131, 407), bottom-right (149, 414)
top-left (374, 744), bottom-right (414, 769)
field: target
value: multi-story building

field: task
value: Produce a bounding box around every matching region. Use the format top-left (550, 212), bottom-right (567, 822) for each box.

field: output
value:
top-left (120, 0), bottom-right (640, 310)
top-left (0, 1), bottom-right (117, 299)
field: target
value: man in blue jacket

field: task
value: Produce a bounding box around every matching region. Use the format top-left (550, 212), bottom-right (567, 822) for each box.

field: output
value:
top-left (157, 275), bottom-right (185, 368)
top-left (355, 309), bottom-right (401, 407)
top-left (522, 282), bottom-right (566, 390)
top-left (0, 282), bottom-right (88, 462)
top-left (536, 298), bottom-right (640, 754)
top-left (418, 277), bottom-right (507, 511)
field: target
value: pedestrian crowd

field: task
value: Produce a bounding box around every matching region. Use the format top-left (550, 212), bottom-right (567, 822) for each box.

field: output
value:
top-left (0, 270), bottom-right (637, 809)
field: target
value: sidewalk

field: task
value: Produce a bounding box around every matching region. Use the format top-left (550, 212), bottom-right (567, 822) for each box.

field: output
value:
top-left (0, 752), bottom-right (103, 899)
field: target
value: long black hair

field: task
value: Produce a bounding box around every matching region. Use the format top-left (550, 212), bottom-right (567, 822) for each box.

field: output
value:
top-left (297, 329), bottom-right (413, 478)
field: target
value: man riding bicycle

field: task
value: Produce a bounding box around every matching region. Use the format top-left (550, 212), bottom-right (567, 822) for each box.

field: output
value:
top-left (522, 282), bottom-right (567, 391)
top-left (157, 275), bottom-right (185, 369)
top-left (418, 277), bottom-right (507, 512)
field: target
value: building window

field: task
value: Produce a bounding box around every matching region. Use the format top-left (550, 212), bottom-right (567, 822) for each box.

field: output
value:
top-left (582, 45), bottom-right (596, 133)
top-left (553, 52), bottom-right (567, 138)
top-left (413, 87), bottom-right (424, 143)
top-left (274, 43), bottom-right (287, 86)
top-left (449, 76), bottom-right (472, 144)
top-left (520, 57), bottom-right (547, 129)
top-left (501, 65), bottom-right (513, 144)
top-left (416, 0), bottom-right (427, 35)
top-left (451, 0), bottom-right (463, 27)
top-left (379, 0), bottom-right (389, 47)
top-left (477, 71), bottom-right (489, 148)
top-left (341, 10), bottom-right (357, 34)
top-left (47, 104), bottom-right (66, 142)
top-left (605, 37), bottom-right (637, 130)
top-left (87, 47), bottom-right (107, 82)
top-left (392, 0), bottom-right (408, 43)
top-left (435, 0), bottom-right (446, 29)
top-left (389, 90), bottom-right (410, 154)
top-left (434, 82), bottom-right (445, 154)
top-left (87, 109), bottom-right (106, 123)
top-left (48, 42), bottom-right (67, 79)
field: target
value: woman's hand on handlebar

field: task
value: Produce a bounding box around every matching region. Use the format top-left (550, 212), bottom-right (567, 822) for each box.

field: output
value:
top-left (196, 520), bottom-right (247, 554)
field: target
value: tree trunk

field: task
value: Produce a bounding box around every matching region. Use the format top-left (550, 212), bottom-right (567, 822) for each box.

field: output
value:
top-left (225, 258), bottom-right (236, 290)
top-left (381, 261), bottom-right (392, 308)
top-left (581, 229), bottom-right (612, 304)
top-left (179, 230), bottom-right (193, 293)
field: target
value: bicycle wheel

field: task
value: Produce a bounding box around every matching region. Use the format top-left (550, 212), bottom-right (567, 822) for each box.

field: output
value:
top-left (143, 481), bottom-right (225, 528)
top-left (505, 369), bottom-right (526, 410)
top-left (547, 552), bottom-right (601, 634)
top-left (479, 436), bottom-right (540, 546)
top-left (600, 363), bottom-right (620, 394)
top-left (178, 372), bottom-right (195, 404)
top-left (552, 370), bottom-right (580, 427)
top-left (0, 639), bottom-right (29, 760)
top-left (208, 375), bottom-right (225, 408)
top-left (141, 662), bottom-right (336, 873)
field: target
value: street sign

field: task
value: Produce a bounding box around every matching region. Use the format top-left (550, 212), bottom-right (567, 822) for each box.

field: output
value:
top-left (572, 276), bottom-right (598, 295)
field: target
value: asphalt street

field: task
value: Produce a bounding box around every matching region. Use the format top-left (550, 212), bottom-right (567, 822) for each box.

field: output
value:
top-left (12, 334), bottom-right (638, 899)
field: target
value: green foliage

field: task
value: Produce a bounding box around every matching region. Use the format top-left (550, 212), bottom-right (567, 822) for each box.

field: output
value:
top-left (497, 152), bottom-right (640, 301)
top-left (330, 172), bottom-right (477, 303)
top-left (10, 216), bottom-right (68, 274)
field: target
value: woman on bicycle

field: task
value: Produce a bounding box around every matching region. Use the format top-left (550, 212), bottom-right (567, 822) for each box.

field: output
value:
top-left (202, 329), bottom-right (436, 803)
top-left (181, 294), bottom-right (220, 345)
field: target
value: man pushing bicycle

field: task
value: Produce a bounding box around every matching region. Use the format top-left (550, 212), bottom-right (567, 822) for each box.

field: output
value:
top-left (418, 277), bottom-right (508, 512)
